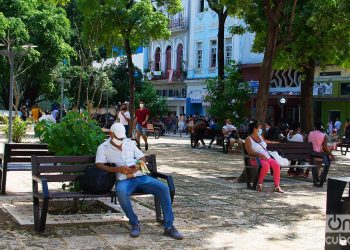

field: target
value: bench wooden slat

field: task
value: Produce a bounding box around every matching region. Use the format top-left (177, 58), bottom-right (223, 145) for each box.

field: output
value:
top-left (40, 174), bottom-right (83, 182)
top-left (36, 164), bottom-right (90, 173)
top-left (34, 191), bottom-right (113, 199)
top-left (34, 156), bottom-right (95, 164)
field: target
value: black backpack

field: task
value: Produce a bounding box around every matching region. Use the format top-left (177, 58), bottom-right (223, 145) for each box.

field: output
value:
top-left (79, 164), bottom-right (116, 194)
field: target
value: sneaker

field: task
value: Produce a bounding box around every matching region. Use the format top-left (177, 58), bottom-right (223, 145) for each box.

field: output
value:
top-left (273, 186), bottom-right (285, 193)
top-left (145, 143), bottom-right (148, 151)
top-left (256, 184), bottom-right (263, 192)
top-left (129, 223), bottom-right (140, 237)
top-left (164, 226), bottom-right (184, 240)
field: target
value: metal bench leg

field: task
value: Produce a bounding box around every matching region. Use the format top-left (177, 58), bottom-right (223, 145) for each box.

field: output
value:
top-left (33, 196), bottom-right (40, 232)
top-left (0, 169), bottom-right (7, 194)
top-left (311, 168), bottom-right (319, 186)
top-left (154, 196), bottom-right (163, 224)
top-left (245, 168), bottom-right (252, 189)
top-left (39, 198), bottom-right (49, 232)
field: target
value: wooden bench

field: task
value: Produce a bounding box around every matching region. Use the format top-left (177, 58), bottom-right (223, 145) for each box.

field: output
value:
top-left (338, 138), bottom-right (350, 155)
top-left (0, 143), bottom-right (51, 194)
top-left (32, 154), bottom-right (175, 232)
top-left (147, 124), bottom-right (160, 139)
top-left (242, 142), bottom-right (331, 189)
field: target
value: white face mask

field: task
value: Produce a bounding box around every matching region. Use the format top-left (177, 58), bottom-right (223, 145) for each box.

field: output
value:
top-left (140, 104), bottom-right (144, 108)
top-left (112, 138), bottom-right (123, 146)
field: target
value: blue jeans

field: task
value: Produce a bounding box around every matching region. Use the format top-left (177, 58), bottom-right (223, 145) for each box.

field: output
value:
top-left (115, 175), bottom-right (174, 228)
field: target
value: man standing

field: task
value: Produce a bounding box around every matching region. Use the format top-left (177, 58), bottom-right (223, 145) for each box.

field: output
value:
top-left (134, 100), bottom-right (150, 150)
top-left (95, 123), bottom-right (183, 240)
top-left (334, 117), bottom-right (341, 135)
top-left (118, 103), bottom-right (131, 137)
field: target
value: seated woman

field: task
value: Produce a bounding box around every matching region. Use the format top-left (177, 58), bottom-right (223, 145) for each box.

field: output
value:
top-left (306, 122), bottom-right (334, 184)
top-left (287, 122), bottom-right (305, 177)
top-left (245, 120), bottom-right (284, 193)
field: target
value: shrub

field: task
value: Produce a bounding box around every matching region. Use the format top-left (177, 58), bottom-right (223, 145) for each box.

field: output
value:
top-left (39, 111), bottom-right (105, 156)
top-left (37, 111), bottom-right (106, 191)
top-left (1, 116), bottom-right (27, 142)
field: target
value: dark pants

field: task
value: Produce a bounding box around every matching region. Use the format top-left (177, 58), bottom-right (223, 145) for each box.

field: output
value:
top-left (124, 125), bottom-right (129, 137)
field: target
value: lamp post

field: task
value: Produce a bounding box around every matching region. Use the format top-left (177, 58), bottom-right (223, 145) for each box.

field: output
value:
top-left (0, 43), bottom-right (37, 143)
top-left (280, 97), bottom-right (287, 121)
top-left (59, 77), bottom-right (64, 120)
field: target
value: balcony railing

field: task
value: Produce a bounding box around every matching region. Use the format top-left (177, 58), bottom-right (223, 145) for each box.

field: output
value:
top-left (169, 17), bottom-right (189, 31)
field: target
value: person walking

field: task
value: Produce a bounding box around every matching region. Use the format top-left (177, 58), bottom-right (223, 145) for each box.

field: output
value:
top-left (118, 103), bottom-right (131, 137)
top-left (334, 117), bottom-right (341, 135)
top-left (134, 100), bottom-right (150, 150)
top-left (177, 114), bottom-right (185, 137)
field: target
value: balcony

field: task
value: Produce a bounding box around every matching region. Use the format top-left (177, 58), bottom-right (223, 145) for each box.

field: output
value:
top-left (169, 17), bottom-right (189, 32)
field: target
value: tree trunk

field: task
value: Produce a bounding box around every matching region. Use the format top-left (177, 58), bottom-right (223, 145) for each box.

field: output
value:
top-left (124, 38), bottom-right (135, 136)
top-left (256, 24), bottom-right (279, 124)
top-left (301, 59), bottom-right (315, 133)
top-left (217, 10), bottom-right (227, 84)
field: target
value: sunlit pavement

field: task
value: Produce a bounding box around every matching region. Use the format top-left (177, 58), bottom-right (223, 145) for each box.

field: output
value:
top-left (1, 133), bottom-right (348, 249)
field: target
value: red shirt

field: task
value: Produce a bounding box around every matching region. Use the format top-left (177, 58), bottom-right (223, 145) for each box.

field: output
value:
top-left (135, 108), bottom-right (150, 128)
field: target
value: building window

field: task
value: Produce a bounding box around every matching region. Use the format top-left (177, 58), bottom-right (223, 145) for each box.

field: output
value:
top-left (162, 89), bottom-right (168, 96)
top-left (176, 44), bottom-right (183, 78)
top-left (154, 47), bottom-right (161, 71)
top-left (169, 89), bottom-right (173, 97)
top-left (225, 37), bottom-right (232, 65)
top-left (165, 46), bottom-right (172, 79)
top-left (341, 82), bottom-right (350, 95)
top-left (196, 42), bottom-right (203, 69)
top-left (210, 40), bottom-right (217, 68)
top-left (198, 0), bottom-right (205, 13)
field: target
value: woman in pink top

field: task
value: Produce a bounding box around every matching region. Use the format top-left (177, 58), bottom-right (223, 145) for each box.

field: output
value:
top-left (306, 122), bottom-right (334, 182)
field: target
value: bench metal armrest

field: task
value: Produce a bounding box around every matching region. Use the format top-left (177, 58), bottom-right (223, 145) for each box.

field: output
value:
top-left (32, 175), bottom-right (49, 198)
top-left (151, 172), bottom-right (175, 202)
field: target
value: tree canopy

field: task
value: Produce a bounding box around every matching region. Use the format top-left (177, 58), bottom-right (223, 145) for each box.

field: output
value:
top-left (0, 0), bottom-right (74, 109)
top-left (77, 0), bottom-right (182, 117)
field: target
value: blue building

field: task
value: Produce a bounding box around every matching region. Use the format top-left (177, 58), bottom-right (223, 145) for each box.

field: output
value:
top-left (143, 0), bottom-right (263, 116)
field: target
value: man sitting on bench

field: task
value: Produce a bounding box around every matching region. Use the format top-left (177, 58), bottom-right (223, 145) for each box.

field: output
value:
top-left (95, 123), bottom-right (183, 240)
top-left (222, 119), bottom-right (242, 153)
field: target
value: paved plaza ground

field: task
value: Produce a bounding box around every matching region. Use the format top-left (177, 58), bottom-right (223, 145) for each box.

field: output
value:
top-left (0, 133), bottom-right (349, 249)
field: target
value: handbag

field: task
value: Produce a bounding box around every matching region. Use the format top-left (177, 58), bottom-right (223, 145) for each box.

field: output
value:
top-left (268, 151), bottom-right (290, 167)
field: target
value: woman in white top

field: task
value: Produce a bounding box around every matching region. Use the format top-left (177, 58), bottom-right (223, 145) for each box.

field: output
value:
top-left (245, 120), bottom-right (284, 193)
top-left (287, 122), bottom-right (305, 177)
top-left (118, 103), bottom-right (131, 136)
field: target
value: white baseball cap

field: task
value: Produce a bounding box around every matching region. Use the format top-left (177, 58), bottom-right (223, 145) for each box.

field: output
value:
top-left (110, 123), bottom-right (126, 138)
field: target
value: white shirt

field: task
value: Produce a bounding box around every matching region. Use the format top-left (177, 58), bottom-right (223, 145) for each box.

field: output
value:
top-left (95, 138), bottom-right (145, 180)
top-left (249, 136), bottom-right (271, 159)
top-left (222, 124), bottom-right (237, 137)
top-left (287, 131), bottom-right (304, 142)
top-left (335, 121), bottom-right (341, 130)
top-left (39, 114), bottom-right (56, 123)
top-left (118, 111), bottom-right (130, 126)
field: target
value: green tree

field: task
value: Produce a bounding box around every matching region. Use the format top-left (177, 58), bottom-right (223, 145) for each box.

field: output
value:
top-left (225, 0), bottom-right (297, 125)
top-left (104, 57), bottom-right (143, 104)
top-left (0, 0), bottom-right (73, 109)
top-left (205, 63), bottom-right (251, 126)
top-left (273, 0), bottom-right (350, 131)
top-left (135, 80), bottom-right (168, 119)
top-left (77, 0), bottom-right (182, 119)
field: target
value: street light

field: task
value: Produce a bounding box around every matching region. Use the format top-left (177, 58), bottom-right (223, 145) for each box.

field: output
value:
top-left (280, 97), bottom-right (287, 120)
top-left (0, 43), bottom-right (37, 143)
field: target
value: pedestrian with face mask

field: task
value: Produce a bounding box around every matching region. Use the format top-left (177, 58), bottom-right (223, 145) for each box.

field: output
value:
top-left (134, 100), bottom-right (150, 150)
top-left (244, 120), bottom-right (284, 193)
top-left (118, 103), bottom-right (131, 137)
